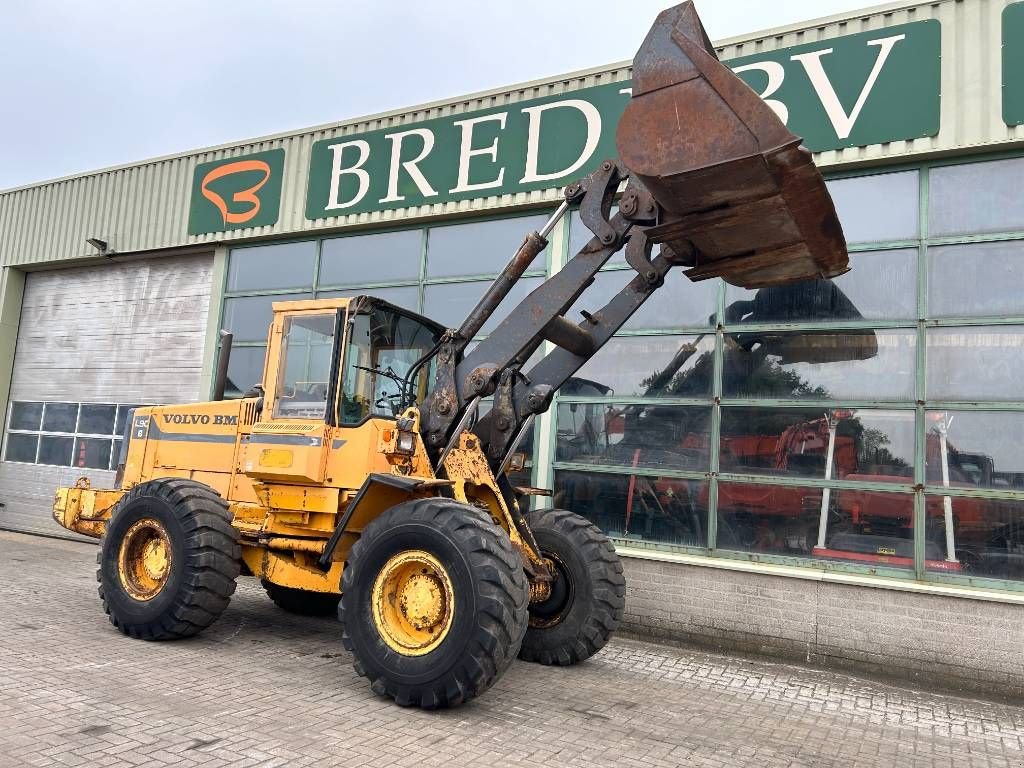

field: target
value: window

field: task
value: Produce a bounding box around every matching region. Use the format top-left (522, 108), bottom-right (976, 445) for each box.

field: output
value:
top-left (273, 313), bottom-right (337, 420)
top-left (221, 213), bottom-right (551, 404)
top-left (4, 402), bottom-right (142, 470)
top-left (553, 154), bottom-right (1024, 587)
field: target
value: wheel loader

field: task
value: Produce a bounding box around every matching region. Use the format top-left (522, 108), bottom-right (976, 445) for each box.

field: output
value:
top-left (52, 2), bottom-right (850, 708)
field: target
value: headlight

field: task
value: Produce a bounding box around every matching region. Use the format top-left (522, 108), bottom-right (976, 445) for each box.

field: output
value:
top-left (396, 430), bottom-right (417, 455)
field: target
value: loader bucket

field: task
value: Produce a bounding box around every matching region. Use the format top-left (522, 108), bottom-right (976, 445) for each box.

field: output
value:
top-left (616, 1), bottom-right (849, 289)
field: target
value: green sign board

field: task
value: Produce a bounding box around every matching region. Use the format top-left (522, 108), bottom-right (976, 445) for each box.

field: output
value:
top-left (304, 19), bottom-right (941, 221)
top-left (186, 20), bottom-right (943, 231)
top-left (188, 149), bottom-right (285, 235)
top-left (1004, 2), bottom-right (1024, 126)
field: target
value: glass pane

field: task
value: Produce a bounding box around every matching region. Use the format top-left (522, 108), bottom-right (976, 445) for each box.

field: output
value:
top-left (717, 480), bottom-right (913, 568)
top-left (924, 411), bottom-right (1024, 490)
top-left (926, 326), bottom-right (1024, 401)
top-left (110, 439), bottom-right (123, 471)
top-left (929, 158), bottom-right (1024, 237)
top-left (226, 346), bottom-right (266, 398)
top-left (826, 171), bottom-right (919, 243)
top-left (10, 402), bottom-right (43, 431)
top-left (720, 408), bottom-right (914, 480)
top-left (422, 277), bottom-right (544, 334)
top-left (928, 241), bottom-right (1024, 318)
top-left (42, 402), bottom-right (78, 433)
top-left (4, 433), bottom-right (37, 463)
top-left (568, 269), bottom-right (716, 329)
top-left (723, 329), bottom-right (915, 401)
top-left (926, 497), bottom-right (1024, 580)
top-left (319, 230), bottom-right (422, 286)
top-left (38, 436), bottom-right (73, 466)
top-left (273, 313), bottom-right (336, 420)
top-left (78, 404), bottom-right (116, 435)
top-left (115, 405), bottom-right (143, 435)
top-left (342, 306), bottom-right (443, 424)
top-left (555, 469), bottom-right (708, 547)
top-left (73, 438), bottom-right (112, 469)
top-left (574, 335), bottom-right (715, 398)
top-left (725, 251), bottom-right (916, 323)
top-left (222, 292), bottom-right (311, 343)
top-left (318, 285), bottom-right (420, 313)
top-left (556, 403), bottom-right (710, 471)
top-left (226, 242), bottom-right (316, 292)
top-left (568, 207), bottom-right (623, 264)
top-left (426, 214), bottom-right (549, 278)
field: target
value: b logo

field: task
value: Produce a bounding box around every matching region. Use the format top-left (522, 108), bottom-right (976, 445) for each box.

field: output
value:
top-left (188, 149), bottom-right (285, 235)
top-left (200, 159), bottom-right (272, 225)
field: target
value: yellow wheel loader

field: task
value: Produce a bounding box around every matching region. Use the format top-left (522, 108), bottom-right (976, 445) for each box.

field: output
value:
top-left (52, 2), bottom-right (849, 708)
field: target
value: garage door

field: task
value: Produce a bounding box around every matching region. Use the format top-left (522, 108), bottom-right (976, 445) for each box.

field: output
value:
top-left (0, 253), bottom-right (214, 538)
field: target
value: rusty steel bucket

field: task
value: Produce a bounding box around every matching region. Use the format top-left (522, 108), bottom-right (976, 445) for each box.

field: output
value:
top-left (617, 2), bottom-right (849, 289)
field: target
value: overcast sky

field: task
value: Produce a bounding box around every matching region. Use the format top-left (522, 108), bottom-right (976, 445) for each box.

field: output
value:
top-left (0, 0), bottom-right (874, 191)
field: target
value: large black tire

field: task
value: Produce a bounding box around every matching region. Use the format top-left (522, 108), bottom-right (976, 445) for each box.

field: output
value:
top-left (339, 498), bottom-right (529, 708)
top-left (518, 508), bottom-right (625, 666)
top-left (97, 479), bottom-right (240, 640)
top-left (262, 579), bottom-right (340, 616)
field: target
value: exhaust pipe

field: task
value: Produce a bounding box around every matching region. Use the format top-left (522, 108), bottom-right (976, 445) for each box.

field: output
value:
top-left (212, 329), bottom-right (233, 401)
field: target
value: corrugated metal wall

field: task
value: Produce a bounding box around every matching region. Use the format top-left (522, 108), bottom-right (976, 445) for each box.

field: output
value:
top-left (0, 252), bottom-right (213, 537)
top-left (0, 0), bottom-right (1017, 270)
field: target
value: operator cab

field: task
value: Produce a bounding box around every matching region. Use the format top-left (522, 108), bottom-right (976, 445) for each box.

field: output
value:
top-left (267, 296), bottom-right (445, 426)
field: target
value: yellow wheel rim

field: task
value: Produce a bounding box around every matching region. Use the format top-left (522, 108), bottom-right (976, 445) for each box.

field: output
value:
top-left (117, 518), bottom-right (172, 601)
top-left (371, 550), bottom-right (455, 656)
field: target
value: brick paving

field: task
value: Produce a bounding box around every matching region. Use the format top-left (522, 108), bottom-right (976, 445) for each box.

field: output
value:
top-left (2, 530), bottom-right (1024, 768)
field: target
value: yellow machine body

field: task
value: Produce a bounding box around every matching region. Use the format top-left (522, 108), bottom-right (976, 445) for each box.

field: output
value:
top-left (53, 297), bottom-right (543, 596)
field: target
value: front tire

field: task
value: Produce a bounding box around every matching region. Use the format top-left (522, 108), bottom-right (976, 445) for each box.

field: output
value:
top-left (339, 498), bottom-right (529, 708)
top-left (262, 580), bottom-right (340, 616)
top-left (518, 508), bottom-right (625, 666)
top-left (97, 479), bottom-right (240, 640)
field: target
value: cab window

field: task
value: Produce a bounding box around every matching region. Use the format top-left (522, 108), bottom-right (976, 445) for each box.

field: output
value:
top-left (273, 313), bottom-right (337, 419)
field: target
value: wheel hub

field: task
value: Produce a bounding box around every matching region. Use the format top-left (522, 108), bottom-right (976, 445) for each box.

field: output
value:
top-left (372, 550), bottom-right (454, 656)
top-left (118, 518), bottom-right (172, 601)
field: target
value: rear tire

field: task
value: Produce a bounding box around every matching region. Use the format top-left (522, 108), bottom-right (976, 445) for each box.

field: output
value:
top-left (518, 508), bottom-right (625, 666)
top-left (262, 580), bottom-right (340, 616)
top-left (97, 479), bottom-right (240, 640)
top-left (339, 498), bottom-right (529, 708)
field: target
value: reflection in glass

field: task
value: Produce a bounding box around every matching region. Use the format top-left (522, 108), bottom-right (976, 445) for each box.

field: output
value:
top-left (318, 286), bottom-right (420, 313)
top-left (555, 469), bottom-right (708, 547)
top-left (928, 241), bottom-right (1024, 318)
top-left (38, 436), bottom-right (73, 466)
top-left (924, 411), bottom-right (1024, 491)
top-left (273, 313), bottom-right (337, 420)
top-left (723, 329), bottom-right (913, 401)
top-left (826, 171), bottom-right (919, 243)
top-left (720, 408), bottom-right (914, 480)
top-left (716, 480), bottom-right (913, 569)
top-left (225, 347), bottom-right (266, 398)
top-left (222, 293), bottom-right (312, 343)
top-left (227, 242), bottom-right (316, 292)
top-left (574, 335), bottom-right (715, 398)
top-left (926, 497), bottom-right (1024, 580)
top-left (568, 207), bottom-right (623, 263)
top-left (426, 214), bottom-right (549, 278)
top-left (78, 404), bottom-right (116, 435)
top-left (726, 253), bottom-right (916, 323)
top-left (319, 230), bottom-right (422, 286)
top-left (74, 438), bottom-right (112, 469)
top-left (422, 277), bottom-right (544, 333)
top-left (929, 158), bottom-right (1024, 236)
top-left (556, 402), bottom-right (710, 471)
top-left (569, 269), bottom-right (715, 329)
top-left (926, 326), bottom-right (1024, 401)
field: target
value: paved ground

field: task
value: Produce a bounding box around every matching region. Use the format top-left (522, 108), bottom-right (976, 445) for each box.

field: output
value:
top-left (2, 531), bottom-right (1024, 768)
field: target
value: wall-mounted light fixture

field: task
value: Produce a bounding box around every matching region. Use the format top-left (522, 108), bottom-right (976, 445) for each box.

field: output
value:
top-left (86, 237), bottom-right (113, 258)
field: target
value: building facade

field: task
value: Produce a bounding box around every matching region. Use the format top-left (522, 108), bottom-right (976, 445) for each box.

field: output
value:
top-left (2, 0), bottom-right (1023, 695)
